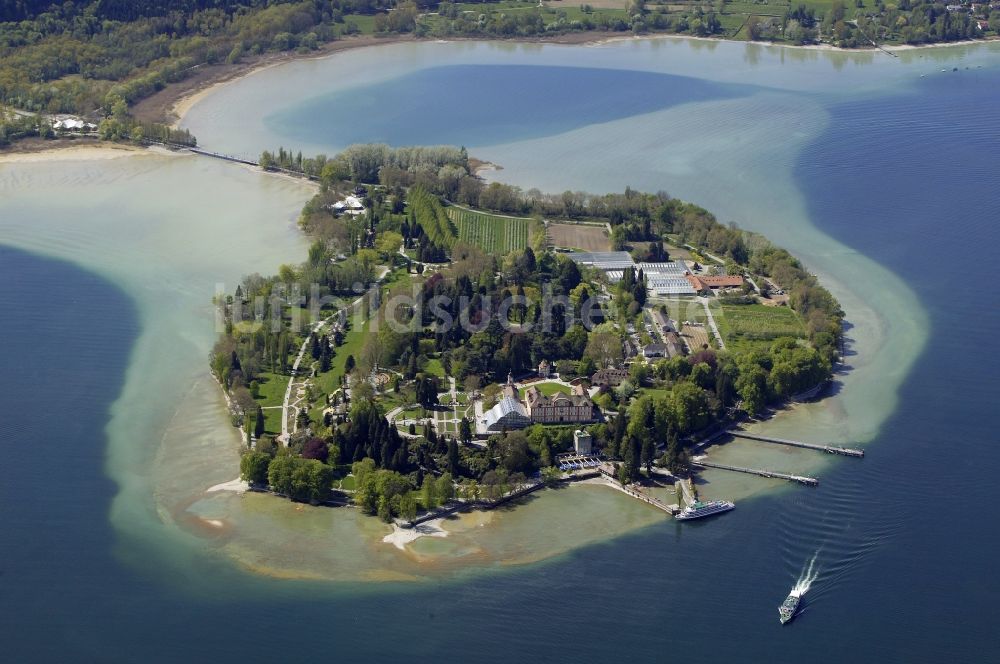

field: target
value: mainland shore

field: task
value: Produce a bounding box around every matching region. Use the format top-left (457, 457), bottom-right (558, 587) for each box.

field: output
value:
top-left (140, 30), bottom-right (999, 130)
top-left (0, 140), bottom-right (152, 163)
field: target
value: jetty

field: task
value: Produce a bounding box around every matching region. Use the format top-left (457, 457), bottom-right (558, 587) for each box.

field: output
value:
top-left (692, 459), bottom-right (819, 486)
top-left (400, 480), bottom-right (548, 528)
top-left (729, 431), bottom-right (864, 458)
top-left (596, 464), bottom-right (676, 515)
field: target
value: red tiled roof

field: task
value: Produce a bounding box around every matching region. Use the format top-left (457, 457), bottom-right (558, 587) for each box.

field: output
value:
top-left (686, 274), bottom-right (744, 290)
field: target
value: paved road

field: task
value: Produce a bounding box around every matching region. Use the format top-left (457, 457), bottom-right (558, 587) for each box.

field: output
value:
top-left (700, 297), bottom-right (727, 351)
top-left (280, 266), bottom-right (394, 443)
top-left (280, 313), bottom-right (335, 444)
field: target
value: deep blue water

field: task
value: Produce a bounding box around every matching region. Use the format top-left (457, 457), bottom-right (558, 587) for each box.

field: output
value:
top-left (2, 68), bottom-right (1000, 662)
top-left (265, 65), bottom-right (747, 147)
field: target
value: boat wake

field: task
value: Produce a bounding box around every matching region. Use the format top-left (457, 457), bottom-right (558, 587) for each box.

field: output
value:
top-left (791, 552), bottom-right (820, 598)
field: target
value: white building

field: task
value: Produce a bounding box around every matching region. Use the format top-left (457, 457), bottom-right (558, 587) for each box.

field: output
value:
top-left (331, 195), bottom-right (366, 216)
top-left (574, 429), bottom-right (593, 455)
top-left (483, 396), bottom-right (531, 432)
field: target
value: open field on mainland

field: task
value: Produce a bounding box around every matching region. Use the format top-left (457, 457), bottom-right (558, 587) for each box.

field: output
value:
top-left (547, 222), bottom-right (611, 251)
top-left (423, 1), bottom-right (630, 27)
top-left (447, 206), bottom-right (532, 255)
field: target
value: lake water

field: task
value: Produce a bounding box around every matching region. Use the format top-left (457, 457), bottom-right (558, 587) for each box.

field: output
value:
top-left (2, 38), bottom-right (1000, 661)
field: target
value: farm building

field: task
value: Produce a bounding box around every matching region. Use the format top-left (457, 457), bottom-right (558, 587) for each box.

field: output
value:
top-left (664, 331), bottom-right (686, 357)
top-left (642, 343), bottom-right (668, 359)
top-left (637, 262), bottom-right (689, 277)
top-left (650, 308), bottom-right (675, 333)
top-left (592, 368), bottom-right (630, 387)
top-left (647, 276), bottom-right (697, 296)
top-left (597, 258), bottom-right (699, 296)
top-left (686, 274), bottom-right (745, 293)
top-left (567, 251), bottom-right (636, 270)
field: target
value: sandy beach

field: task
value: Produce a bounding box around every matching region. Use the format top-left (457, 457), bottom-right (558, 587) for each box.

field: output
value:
top-left (0, 141), bottom-right (148, 163)
top-left (206, 478), bottom-right (249, 493)
top-left (382, 520), bottom-right (450, 550)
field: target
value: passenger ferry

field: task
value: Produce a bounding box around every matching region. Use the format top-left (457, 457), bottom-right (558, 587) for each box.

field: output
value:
top-left (779, 592), bottom-right (802, 624)
top-left (674, 499), bottom-right (735, 521)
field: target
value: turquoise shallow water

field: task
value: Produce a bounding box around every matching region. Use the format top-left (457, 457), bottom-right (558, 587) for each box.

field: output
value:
top-left (2, 39), bottom-right (1000, 661)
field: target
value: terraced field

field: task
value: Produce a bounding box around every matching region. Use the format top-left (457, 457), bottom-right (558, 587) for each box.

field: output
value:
top-left (447, 206), bottom-right (532, 254)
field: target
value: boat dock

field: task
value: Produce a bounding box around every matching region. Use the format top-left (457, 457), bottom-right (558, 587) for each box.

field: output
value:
top-left (729, 432), bottom-right (864, 458)
top-left (692, 459), bottom-right (819, 486)
top-left (596, 465), bottom-right (677, 515)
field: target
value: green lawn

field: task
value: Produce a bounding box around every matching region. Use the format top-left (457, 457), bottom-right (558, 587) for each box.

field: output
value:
top-left (518, 383), bottom-right (571, 398)
top-left (251, 372), bottom-right (288, 436)
top-left (339, 14), bottom-right (378, 35)
top-left (446, 205), bottom-right (533, 255)
top-left (308, 309), bottom-right (372, 420)
top-left (254, 372), bottom-right (289, 407)
top-left (652, 299), bottom-right (706, 326)
top-left (423, 357), bottom-right (446, 378)
top-left (638, 387), bottom-right (671, 400)
top-left (378, 388), bottom-right (415, 412)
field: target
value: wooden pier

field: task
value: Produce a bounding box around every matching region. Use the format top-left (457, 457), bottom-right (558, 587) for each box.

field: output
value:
top-left (401, 480), bottom-right (547, 528)
top-left (729, 431), bottom-right (864, 458)
top-left (692, 459), bottom-right (819, 486)
top-left (597, 466), bottom-right (676, 515)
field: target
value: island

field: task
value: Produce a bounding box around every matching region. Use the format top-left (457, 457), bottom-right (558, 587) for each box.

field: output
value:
top-left (210, 142), bottom-right (843, 529)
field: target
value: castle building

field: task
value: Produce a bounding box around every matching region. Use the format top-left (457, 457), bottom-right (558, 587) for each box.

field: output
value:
top-left (524, 384), bottom-right (595, 425)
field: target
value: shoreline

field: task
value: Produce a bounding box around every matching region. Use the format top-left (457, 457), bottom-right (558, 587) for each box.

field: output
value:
top-left (0, 139), bottom-right (149, 163)
top-left (2, 30), bottom-right (944, 582)
top-left (157, 31), bottom-right (1000, 130)
top-left (0, 139), bottom-right (322, 193)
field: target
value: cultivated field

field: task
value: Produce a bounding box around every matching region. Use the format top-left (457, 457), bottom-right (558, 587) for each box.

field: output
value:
top-left (681, 323), bottom-right (711, 353)
top-left (714, 303), bottom-right (806, 352)
top-left (547, 222), bottom-right (611, 251)
top-left (447, 206), bottom-right (532, 254)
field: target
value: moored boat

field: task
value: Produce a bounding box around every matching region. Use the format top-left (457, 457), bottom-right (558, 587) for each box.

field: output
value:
top-left (674, 499), bottom-right (735, 521)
